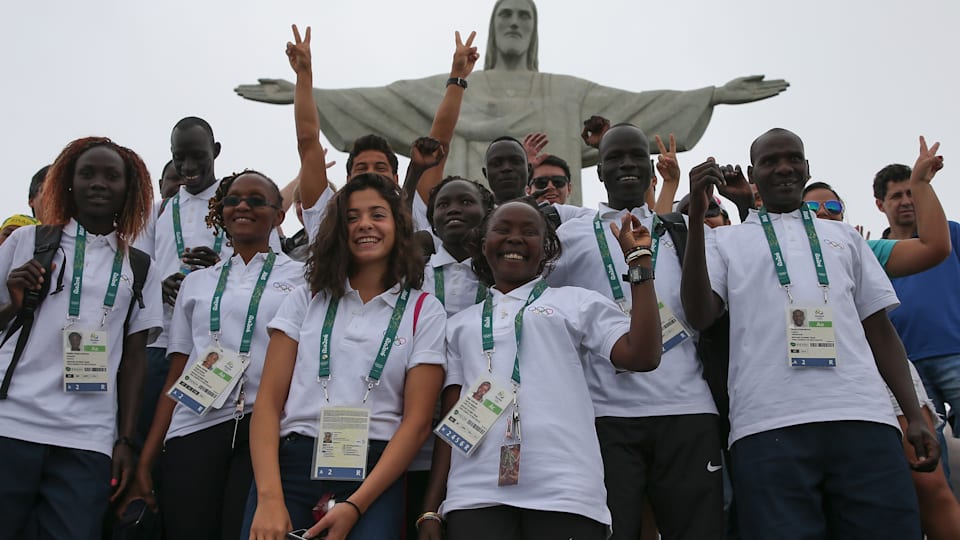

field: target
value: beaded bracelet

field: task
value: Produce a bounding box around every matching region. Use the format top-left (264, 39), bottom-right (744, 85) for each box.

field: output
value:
top-left (416, 511), bottom-right (443, 530)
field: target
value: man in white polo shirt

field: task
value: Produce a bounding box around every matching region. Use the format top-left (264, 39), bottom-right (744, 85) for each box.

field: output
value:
top-left (548, 123), bottom-right (723, 539)
top-left (680, 127), bottom-right (939, 539)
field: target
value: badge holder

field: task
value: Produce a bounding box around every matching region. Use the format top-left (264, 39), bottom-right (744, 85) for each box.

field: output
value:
top-left (168, 343), bottom-right (248, 415)
top-left (786, 306), bottom-right (837, 368)
top-left (62, 319), bottom-right (110, 393)
top-left (312, 405), bottom-right (371, 481)
top-left (435, 376), bottom-right (512, 456)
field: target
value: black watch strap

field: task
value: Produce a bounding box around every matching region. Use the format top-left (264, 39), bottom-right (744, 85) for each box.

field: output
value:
top-left (446, 77), bottom-right (468, 89)
top-left (622, 265), bottom-right (654, 284)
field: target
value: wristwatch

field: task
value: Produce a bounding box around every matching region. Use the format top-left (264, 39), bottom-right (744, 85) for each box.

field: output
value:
top-left (447, 77), bottom-right (468, 89)
top-left (622, 265), bottom-right (654, 284)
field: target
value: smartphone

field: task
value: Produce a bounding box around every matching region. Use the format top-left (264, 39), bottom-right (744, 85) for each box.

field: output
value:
top-left (286, 530), bottom-right (328, 540)
top-left (116, 499), bottom-right (147, 528)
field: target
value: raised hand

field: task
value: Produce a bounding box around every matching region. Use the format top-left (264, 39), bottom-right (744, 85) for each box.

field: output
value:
top-left (688, 158), bottom-right (725, 218)
top-left (713, 75), bottom-right (790, 105)
top-left (854, 225), bottom-right (872, 240)
top-left (409, 137), bottom-right (446, 171)
top-left (451, 31), bottom-right (480, 79)
top-left (716, 164), bottom-right (754, 211)
top-left (286, 25), bottom-right (312, 75)
top-left (522, 132), bottom-right (549, 169)
top-left (911, 136), bottom-right (944, 184)
top-left (655, 134), bottom-right (680, 185)
top-left (610, 213), bottom-right (653, 255)
top-left (323, 147), bottom-right (337, 170)
top-left (581, 115), bottom-right (611, 149)
top-left (234, 78), bottom-right (296, 105)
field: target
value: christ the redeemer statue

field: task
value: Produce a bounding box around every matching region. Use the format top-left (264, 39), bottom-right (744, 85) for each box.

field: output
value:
top-left (235, 0), bottom-right (788, 205)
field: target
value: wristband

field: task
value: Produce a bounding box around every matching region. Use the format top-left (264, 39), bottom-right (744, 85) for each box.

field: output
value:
top-left (625, 248), bottom-right (652, 265)
top-left (446, 77), bottom-right (468, 89)
top-left (340, 499), bottom-right (363, 518)
top-left (416, 511), bottom-right (443, 530)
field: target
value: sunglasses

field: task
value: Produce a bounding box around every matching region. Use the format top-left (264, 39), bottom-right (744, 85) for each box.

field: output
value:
top-left (529, 175), bottom-right (569, 190)
top-left (705, 206), bottom-right (723, 218)
top-left (805, 200), bottom-right (844, 215)
top-left (221, 195), bottom-right (279, 209)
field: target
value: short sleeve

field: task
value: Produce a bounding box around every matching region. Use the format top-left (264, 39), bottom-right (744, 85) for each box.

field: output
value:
top-left (301, 186), bottom-right (336, 240)
top-left (576, 288), bottom-right (631, 362)
top-left (413, 192), bottom-right (431, 233)
top-left (867, 239), bottom-right (896, 270)
top-left (268, 284), bottom-right (312, 342)
top-left (166, 270), bottom-right (200, 356)
top-left (444, 319), bottom-right (466, 389)
top-left (852, 232), bottom-right (899, 319)
top-left (407, 293), bottom-right (446, 369)
top-left (125, 255), bottom-right (164, 343)
top-left (132, 202), bottom-right (159, 257)
top-left (705, 226), bottom-right (728, 304)
top-left (554, 204), bottom-right (593, 223)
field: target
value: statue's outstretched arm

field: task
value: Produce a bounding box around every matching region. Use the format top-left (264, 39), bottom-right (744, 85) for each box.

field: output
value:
top-left (234, 78), bottom-right (295, 105)
top-left (711, 75), bottom-right (789, 105)
top-left (287, 25), bottom-right (330, 209)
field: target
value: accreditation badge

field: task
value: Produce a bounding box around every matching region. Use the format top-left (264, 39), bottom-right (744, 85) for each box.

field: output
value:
top-left (168, 346), bottom-right (248, 415)
top-left (63, 329), bottom-right (109, 392)
top-left (435, 377), bottom-right (512, 457)
top-left (659, 302), bottom-right (691, 353)
top-left (786, 306), bottom-right (837, 367)
top-left (312, 407), bottom-right (371, 481)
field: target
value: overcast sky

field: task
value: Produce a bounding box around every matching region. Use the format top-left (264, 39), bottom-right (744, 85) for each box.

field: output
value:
top-left (2, 0), bottom-right (957, 235)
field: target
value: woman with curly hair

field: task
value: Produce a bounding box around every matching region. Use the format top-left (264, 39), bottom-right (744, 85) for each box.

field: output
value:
top-left (244, 172), bottom-right (446, 540)
top-left (126, 170), bottom-right (305, 539)
top-left (0, 137), bottom-right (162, 538)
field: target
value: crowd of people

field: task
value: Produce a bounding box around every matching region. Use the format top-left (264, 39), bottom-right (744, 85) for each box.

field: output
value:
top-left (1, 12), bottom-right (959, 540)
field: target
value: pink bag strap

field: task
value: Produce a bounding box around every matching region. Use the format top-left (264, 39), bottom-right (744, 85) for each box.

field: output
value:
top-left (412, 292), bottom-right (429, 335)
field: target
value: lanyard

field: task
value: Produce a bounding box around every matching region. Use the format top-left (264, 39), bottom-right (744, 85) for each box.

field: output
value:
top-left (593, 212), bottom-right (660, 312)
top-left (432, 266), bottom-right (486, 307)
top-left (209, 252), bottom-right (276, 356)
top-left (758, 206), bottom-right (829, 303)
top-left (480, 280), bottom-right (549, 386)
top-left (318, 286), bottom-right (412, 403)
top-left (68, 224), bottom-right (125, 327)
top-left (172, 193), bottom-right (224, 259)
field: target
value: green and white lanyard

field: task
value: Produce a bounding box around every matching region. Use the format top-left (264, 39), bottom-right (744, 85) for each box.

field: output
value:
top-left (172, 193), bottom-right (224, 263)
top-left (318, 287), bottom-right (412, 403)
top-left (210, 251), bottom-right (276, 442)
top-left (593, 212), bottom-right (661, 313)
top-left (432, 266), bottom-right (487, 307)
top-left (758, 206), bottom-right (829, 304)
top-left (480, 279), bottom-right (549, 442)
top-left (68, 223), bottom-right (125, 328)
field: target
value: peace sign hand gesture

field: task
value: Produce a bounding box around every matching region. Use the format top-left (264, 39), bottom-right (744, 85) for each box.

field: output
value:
top-left (655, 134), bottom-right (680, 186)
top-left (286, 24), bottom-right (312, 75)
top-left (451, 31), bottom-right (479, 79)
top-left (911, 135), bottom-right (944, 185)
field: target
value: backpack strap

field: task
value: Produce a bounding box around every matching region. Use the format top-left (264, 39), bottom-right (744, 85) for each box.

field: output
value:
top-left (0, 225), bottom-right (64, 399)
top-left (412, 292), bottom-right (429, 335)
top-left (655, 212), bottom-right (688, 268)
top-left (123, 246), bottom-right (151, 334)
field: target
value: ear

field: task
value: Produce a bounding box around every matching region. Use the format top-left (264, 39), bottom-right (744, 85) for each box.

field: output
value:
top-left (525, 185), bottom-right (533, 196)
top-left (875, 198), bottom-right (885, 212)
top-left (481, 167), bottom-right (488, 179)
top-left (212, 142), bottom-right (222, 159)
top-left (746, 165), bottom-right (754, 183)
top-left (596, 163), bottom-right (602, 181)
top-left (805, 160), bottom-right (811, 181)
top-left (273, 208), bottom-right (286, 228)
top-left (526, 163), bottom-right (533, 183)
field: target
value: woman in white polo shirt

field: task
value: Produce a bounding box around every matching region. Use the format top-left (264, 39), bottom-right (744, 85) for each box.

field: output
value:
top-left (0, 137), bottom-right (161, 538)
top-left (244, 173), bottom-right (446, 540)
top-left (127, 170), bottom-right (303, 539)
top-left (422, 200), bottom-right (662, 540)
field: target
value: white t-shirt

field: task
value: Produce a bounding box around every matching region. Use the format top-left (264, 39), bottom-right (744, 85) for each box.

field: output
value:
top-left (549, 203), bottom-right (716, 417)
top-left (0, 221), bottom-right (163, 456)
top-left (421, 245), bottom-right (484, 318)
top-left (138, 183), bottom-right (282, 349)
top-left (441, 280), bottom-right (628, 526)
top-left (165, 252), bottom-right (305, 441)
top-left (268, 282), bottom-right (445, 441)
top-left (553, 202), bottom-right (593, 224)
top-left (707, 209), bottom-right (900, 445)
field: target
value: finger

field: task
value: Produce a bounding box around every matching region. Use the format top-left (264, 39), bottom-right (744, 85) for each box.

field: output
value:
top-left (627, 213), bottom-right (642, 231)
top-left (918, 135), bottom-right (928, 155)
top-left (609, 221), bottom-right (621, 239)
top-left (292, 24), bottom-right (302, 44)
top-left (669, 133), bottom-right (677, 154)
top-left (743, 74), bottom-right (764, 82)
top-left (455, 30), bottom-right (463, 47)
top-left (304, 26), bottom-right (311, 44)
top-left (325, 160), bottom-right (337, 169)
top-left (655, 135), bottom-right (667, 155)
top-left (929, 141), bottom-right (940, 156)
top-left (465, 31), bottom-right (476, 48)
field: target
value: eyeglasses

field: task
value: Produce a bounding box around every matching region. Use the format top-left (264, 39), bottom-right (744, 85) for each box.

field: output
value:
top-left (221, 195), bottom-right (279, 209)
top-left (705, 206), bottom-right (722, 218)
top-left (529, 175), bottom-right (569, 190)
top-left (805, 200), bottom-right (844, 215)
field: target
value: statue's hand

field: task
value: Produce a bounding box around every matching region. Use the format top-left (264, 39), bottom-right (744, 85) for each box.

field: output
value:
top-left (234, 78), bottom-right (295, 105)
top-left (713, 75), bottom-right (789, 105)
top-left (286, 24), bottom-right (313, 75)
top-left (451, 31), bottom-right (480, 80)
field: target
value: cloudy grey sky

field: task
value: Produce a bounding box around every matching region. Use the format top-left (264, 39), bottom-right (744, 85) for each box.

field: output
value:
top-left (2, 0), bottom-right (957, 235)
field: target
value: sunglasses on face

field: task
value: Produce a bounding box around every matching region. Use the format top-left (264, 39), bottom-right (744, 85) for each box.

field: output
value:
top-left (705, 206), bottom-right (722, 218)
top-left (529, 175), bottom-right (569, 190)
top-left (221, 195), bottom-right (279, 209)
top-left (805, 200), bottom-right (844, 215)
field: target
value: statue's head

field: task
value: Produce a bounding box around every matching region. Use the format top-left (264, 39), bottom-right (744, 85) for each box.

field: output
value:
top-left (485, 0), bottom-right (539, 71)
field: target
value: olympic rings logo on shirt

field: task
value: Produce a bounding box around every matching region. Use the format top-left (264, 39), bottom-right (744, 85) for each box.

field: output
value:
top-left (394, 337), bottom-right (408, 346)
top-left (822, 239), bottom-right (844, 250)
top-left (272, 282), bottom-right (295, 293)
top-left (527, 306), bottom-right (554, 316)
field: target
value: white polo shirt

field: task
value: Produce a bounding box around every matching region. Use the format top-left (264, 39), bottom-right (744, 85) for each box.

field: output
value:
top-left (441, 280), bottom-right (628, 526)
top-left (268, 282), bottom-right (445, 441)
top-left (549, 203), bottom-right (717, 417)
top-left (707, 209), bottom-right (900, 446)
top-left (421, 245), bottom-right (484, 318)
top-left (553, 203), bottom-right (593, 224)
top-left (0, 221), bottom-right (163, 456)
top-left (165, 252), bottom-right (305, 441)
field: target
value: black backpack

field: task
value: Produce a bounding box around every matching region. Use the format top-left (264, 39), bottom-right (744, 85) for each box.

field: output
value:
top-left (656, 212), bottom-right (732, 447)
top-left (0, 225), bottom-right (150, 399)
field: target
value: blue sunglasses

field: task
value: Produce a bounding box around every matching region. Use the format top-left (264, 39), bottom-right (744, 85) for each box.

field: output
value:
top-left (805, 200), bottom-right (843, 215)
